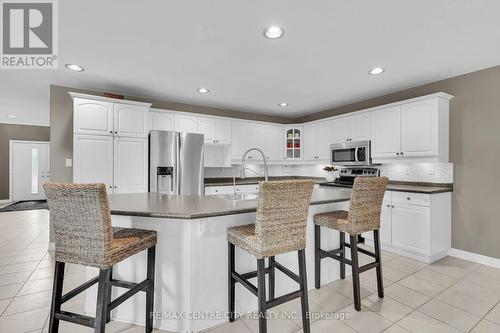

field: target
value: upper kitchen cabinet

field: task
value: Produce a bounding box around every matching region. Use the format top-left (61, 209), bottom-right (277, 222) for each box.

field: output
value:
top-left (249, 123), bottom-right (283, 160)
top-left (331, 113), bottom-right (371, 143)
top-left (198, 116), bottom-right (231, 144)
top-left (113, 103), bottom-right (149, 137)
top-left (371, 106), bottom-right (401, 158)
top-left (284, 126), bottom-right (302, 160)
top-left (71, 93), bottom-right (151, 137)
top-left (149, 110), bottom-right (174, 132)
top-left (303, 120), bottom-right (332, 160)
top-left (231, 120), bottom-right (252, 160)
top-left (73, 98), bottom-right (113, 135)
top-left (174, 114), bottom-right (199, 133)
top-left (371, 94), bottom-right (451, 162)
top-left (401, 99), bottom-right (440, 157)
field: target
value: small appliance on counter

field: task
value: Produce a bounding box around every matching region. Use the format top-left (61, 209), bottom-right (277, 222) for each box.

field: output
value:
top-left (330, 140), bottom-right (373, 166)
top-left (320, 167), bottom-right (380, 188)
top-left (149, 130), bottom-right (204, 195)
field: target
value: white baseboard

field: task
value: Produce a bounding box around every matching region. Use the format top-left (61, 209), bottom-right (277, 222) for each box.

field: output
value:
top-left (448, 248), bottom-right (500, 268)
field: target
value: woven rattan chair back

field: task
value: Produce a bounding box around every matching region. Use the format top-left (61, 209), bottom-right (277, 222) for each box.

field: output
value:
top-left (44, 183), bottom-right (112, 267)
top-left (347, 177), bottom-right (389, 233)
top-left (255, 180), bottom-right (314, 256)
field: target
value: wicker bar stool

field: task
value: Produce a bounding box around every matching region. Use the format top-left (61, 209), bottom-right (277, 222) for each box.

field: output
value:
top-left (227, 180), bottom-right (314, 333)
top-left (43, 183), bottom-right (157, 333)
top-left (313, 177), bottom-right (388, 311)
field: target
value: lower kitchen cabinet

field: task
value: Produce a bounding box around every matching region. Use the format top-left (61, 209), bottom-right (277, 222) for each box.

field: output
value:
top-left (73, 134), bottom-right (114, 193)
top-left (114, 137), bottom-right (148, 193)
top-left (364, 190), bottom-right (451, 263)
top-left (204, 184), bottom-right (260, 195)
top-left (73, 135), bottom-right (148, 194)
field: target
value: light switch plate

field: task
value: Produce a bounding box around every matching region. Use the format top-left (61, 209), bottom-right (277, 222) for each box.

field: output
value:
top-left (65, 158), bottom-right (73, 167)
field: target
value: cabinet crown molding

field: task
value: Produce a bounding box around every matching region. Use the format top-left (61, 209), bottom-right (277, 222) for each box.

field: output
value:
top-left (68, 92), bottom-right (152, 108)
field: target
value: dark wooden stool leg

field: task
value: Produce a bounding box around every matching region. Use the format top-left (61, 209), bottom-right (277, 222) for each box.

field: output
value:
top-left (94, 268), bottom-right (112, 333)
top-left (349, 235), bottom-right (361, 311)
top-left (298, 250), bottom-right (311, 333)
top-left (48, 261), bottom-right (65, 333)
top-left (228, 242), bottom-right (236, 322)
top-left (314, 225), bottom-right (321, 289)
top-left (268, 256), bottom-right (275, 300)
top-left (339, 232), bottom-right (346, 279)
top-left (146, 246), bottom-right (156, 333)
top-left (106, 267), bottom-right (113, 323)
top-left (373, 230), bottom-right (384, 298)
top-left (257, 258), bottom-right (267, 333)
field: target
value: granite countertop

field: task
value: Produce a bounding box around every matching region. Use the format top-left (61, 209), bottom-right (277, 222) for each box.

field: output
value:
top-left (320, 180), bottom-right (453, 194)
top-left (205, 176), bottom-right (326, 186)
top-left (108, 187), bottom-right (351, 220)
top-left (205, 177), bottom-right (453, 194)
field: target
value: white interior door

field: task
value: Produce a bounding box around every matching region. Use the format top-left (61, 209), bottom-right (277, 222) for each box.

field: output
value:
top-left (11, 141), bottom-right (50, 201)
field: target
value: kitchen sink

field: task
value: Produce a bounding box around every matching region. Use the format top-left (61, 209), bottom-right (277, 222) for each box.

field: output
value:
top-left (213, 193), bottom-right (258, 201)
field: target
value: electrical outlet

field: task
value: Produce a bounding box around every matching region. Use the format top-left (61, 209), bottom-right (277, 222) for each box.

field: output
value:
top-left (65, 158), bottom-right (72, 167)
top-left (405, 167), bottom-right (410, 175)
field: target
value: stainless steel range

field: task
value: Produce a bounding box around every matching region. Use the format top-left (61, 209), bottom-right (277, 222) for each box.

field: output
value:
top-left (320, 167), bottom-right (380, 188)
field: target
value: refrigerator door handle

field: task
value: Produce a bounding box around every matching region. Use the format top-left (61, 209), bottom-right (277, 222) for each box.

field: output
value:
top-left (175, 134), bottom-right (181, 195)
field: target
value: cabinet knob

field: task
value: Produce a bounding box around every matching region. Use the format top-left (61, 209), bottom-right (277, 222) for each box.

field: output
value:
top-left (114, 131), bottom-right (118, 134)
top-left (401, 152), bottom-right (404, 155)
top-left (406, 197), bottom-right (410, 200)
top-left (114, 186), bottom-right (117, 189)
top-left (391, 205), bottom-right (395, 208)
top-left (109, 186), bottom-right (112, 189)
top-left (387, 204), bottom-right (390, 207)
top-left (396, 152), bottom-right (400, 156)
top-left (109, 131), bottom-right (113, 134)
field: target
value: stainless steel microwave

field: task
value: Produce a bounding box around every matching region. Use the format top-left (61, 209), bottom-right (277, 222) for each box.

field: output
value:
top-left (330, 140), bottom-right (372, 166)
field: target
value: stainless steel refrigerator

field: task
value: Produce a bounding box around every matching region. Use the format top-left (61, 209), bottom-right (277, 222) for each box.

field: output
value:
top-left (149, 130), bottom-right (204, 195)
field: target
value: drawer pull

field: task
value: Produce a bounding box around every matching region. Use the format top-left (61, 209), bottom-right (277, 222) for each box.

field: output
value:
top-left (407, 197), bottom-right (411, 200)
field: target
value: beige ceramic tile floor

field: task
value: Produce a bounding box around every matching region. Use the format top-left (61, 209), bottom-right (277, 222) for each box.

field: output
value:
top-left (1, 210), bottom-right (500, 333)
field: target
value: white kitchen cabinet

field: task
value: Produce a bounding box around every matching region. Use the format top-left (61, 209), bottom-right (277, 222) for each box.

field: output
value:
top-left (198, 117), bottom-right (232, 144)
top-left (350, 113), bottom-right (371, 142)
top-left (113, 103), bottom-right (149, 137)
top-left (371, 96), bottom-right (450, 162)
top-left (263, 124), bottom-right (283, 160)
top-left (174, 114), bottom-right (199, 133)
top-left (73, 134), bottom-right (114, 193)
top-left (114, 137), bottom-right (148, 193)
top-left (400, 99), bottom-right (439, 157)
top-left (249, 124), bottom-right (268, 160)
top-left (73, 98), bottom-right (113, 136)
top-left (391, 203), bottom-right (430, 255)
top-left (284, 126), bottom-right (302, 160)
top-left (371, 106), bottom-right (401, 158)
top-left (231, 120), bottom-right (252, 160)
top-left (303, 120), bottom-right (332, 160)
top-left (363, 190), bottom-right (450, 263)
top-left (149, 111), bottom-right (174, 131)
top-left (331, 116), bottom-right (351, 143)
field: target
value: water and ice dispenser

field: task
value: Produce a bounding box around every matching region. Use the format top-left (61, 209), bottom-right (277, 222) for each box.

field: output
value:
top-left (156, 166), bottom-right (174, 194)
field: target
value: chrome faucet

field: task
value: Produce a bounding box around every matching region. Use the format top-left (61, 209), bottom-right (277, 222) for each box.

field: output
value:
top-left (241, 148), bottom-right (269, 181)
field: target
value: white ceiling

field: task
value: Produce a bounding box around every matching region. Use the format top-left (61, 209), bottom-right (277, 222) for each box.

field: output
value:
top-left (2, 0), bottom-right (500, 126)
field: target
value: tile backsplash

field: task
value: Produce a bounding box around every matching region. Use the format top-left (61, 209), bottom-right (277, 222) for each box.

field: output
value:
top-left (205, 162), bottom-right (453, 183)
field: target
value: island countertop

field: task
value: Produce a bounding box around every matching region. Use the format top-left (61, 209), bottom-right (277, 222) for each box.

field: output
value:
top-left (108, 187), bottom-right (352, 219)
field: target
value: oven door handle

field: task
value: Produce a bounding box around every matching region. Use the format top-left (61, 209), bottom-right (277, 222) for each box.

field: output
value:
top-left (354, 147), bottom-right (359, 162)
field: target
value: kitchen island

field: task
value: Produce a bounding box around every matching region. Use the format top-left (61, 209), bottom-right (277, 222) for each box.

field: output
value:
top-left (84, 187), bottom-right (352, 332)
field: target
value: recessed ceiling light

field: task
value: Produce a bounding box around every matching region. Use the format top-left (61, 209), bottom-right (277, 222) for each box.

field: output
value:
top-left (65, 64), bottom-right (84, 72)
top-left (279, 102), bottom-right (288, 107)
top-left (197, 88), bottom-right (209, 93)
top-left (6, 114), bottom-right (17, 118)
top-left (264, 26), bottom-right (284, 39)
top-left (369, 67), bottom-right (385, 75)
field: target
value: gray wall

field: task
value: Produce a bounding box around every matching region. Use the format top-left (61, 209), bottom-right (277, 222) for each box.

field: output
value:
top-left (295, 65), bottom-right (500, 259)
top-left (0, 124), bottom-right (50, 200)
